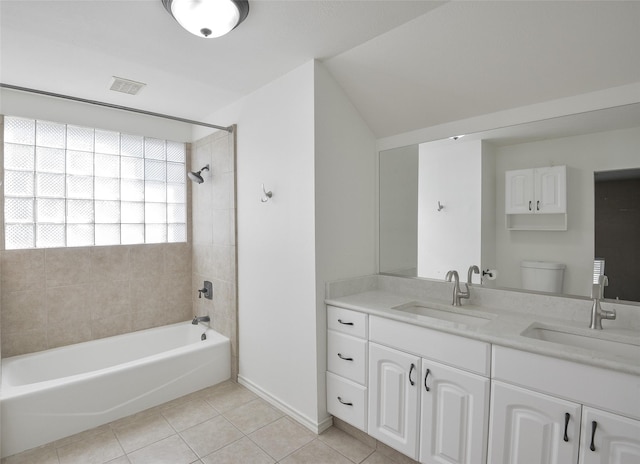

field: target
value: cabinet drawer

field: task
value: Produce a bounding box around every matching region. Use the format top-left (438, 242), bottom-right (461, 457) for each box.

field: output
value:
top-left (369, 316), bottom-right (490, 376)
top-left (327, 331), bottom-right (367, 385)
top-left (327, 372), bottom-right (367, 432)
top-left (327, 306), bottom-right (368, 338)
top-left (492, 346), bottom-right (640, 420)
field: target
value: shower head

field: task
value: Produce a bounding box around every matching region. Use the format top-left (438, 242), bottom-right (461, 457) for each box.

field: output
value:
top-left (188, 164), bottom-right (210, 184)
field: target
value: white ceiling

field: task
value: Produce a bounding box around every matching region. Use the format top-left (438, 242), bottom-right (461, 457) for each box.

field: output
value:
top-left (2, 1), bottom-right (639, 139)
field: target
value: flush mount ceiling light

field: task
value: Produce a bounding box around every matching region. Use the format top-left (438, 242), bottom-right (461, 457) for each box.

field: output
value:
top-left (162, 0), bottom-right (249, 38)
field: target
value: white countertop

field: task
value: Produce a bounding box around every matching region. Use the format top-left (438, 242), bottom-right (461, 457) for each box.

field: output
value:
top-left (326, 290), bottom-right (640, 377)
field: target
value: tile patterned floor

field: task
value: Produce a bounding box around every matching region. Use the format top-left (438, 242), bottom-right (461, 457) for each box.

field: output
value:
top-left (2, 381), bottom-right (413, 464)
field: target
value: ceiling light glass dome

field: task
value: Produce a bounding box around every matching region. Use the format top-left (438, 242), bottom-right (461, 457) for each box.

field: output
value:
top-left (162, 0), bottom-right (249, 38)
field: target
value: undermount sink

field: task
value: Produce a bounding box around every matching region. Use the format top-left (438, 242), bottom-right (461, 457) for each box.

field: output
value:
top-left (391, 302), bottom-right (493, 327)
top-left (521, 323), bottom-right (640, 362)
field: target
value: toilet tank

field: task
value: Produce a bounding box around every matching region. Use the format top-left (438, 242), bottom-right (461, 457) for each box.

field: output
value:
top-left (521, 260), bottom-right (565, 293)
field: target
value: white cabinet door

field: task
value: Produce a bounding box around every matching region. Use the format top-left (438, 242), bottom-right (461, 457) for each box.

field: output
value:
top-left (488, 381), bottom-right (581, 464)
top-left (419, 359), bottom-right (489, 464)
top-left (535, 165), bottom-right (566, 214)
top-left (368, 342), bottom-right (420, 459)
top-left (505, 166), bottom-right (566, 215)
top-left (579, 407), bottom-right (640, 464)
top-left (505, 168), bottom-right (533, 214)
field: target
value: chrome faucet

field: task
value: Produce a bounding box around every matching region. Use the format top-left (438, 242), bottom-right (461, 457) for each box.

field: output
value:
top-left (192, 315), bottom-right (211, 325)
top-left (445, 270), bottom-right (469, 306)
top-left (589, 275), bottom-right (615, 330)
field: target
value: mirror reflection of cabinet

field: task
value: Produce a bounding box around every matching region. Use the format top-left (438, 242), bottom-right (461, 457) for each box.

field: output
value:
top-left (505, 165), bottom-right (566, 230)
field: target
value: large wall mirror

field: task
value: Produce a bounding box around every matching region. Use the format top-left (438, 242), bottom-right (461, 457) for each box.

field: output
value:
top-left (379, 103), bottom-right (640, 304)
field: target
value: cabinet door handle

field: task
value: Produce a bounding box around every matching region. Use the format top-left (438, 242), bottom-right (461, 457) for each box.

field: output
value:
top-left (563, 412), bottom-right (570, 442)
top-left (536, 200), bottom-right (540, 211)
top-left (529, 201), bottom-right (532, 211)
top-left (424, 368), bottom-right (431, 392)
top-left (409, 363), bottom-right (415, 386)
top-left (337, 353), bottom-right (353, 361)
top-left (337, 396), bottom-right (353, 406)
top-left (590, 421), bottom-right (597, 451)
top-left (337, 319), bottom-right (354, 326)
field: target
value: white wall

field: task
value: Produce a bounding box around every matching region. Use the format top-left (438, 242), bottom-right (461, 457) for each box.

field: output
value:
top-left (379, 145), bottom-right (418, 274)
top-left (494, 126), bottom-right (640, 296)
top-left (417, 139), bottom-right (483, 282)
top-left (481, 140), bottom-right (497, 287)
top-left (209, 62), bottom-right (319, 428)
top-left (313, 61), bottom-right (376, 423)
top-left (204, 60), bottom-right (376, 430)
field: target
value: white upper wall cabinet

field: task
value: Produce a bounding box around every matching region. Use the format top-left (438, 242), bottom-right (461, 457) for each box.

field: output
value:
top-left (505, 165), bottom-right (567, 230)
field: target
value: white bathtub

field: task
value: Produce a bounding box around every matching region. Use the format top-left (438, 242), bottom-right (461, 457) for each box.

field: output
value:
top-left (0, 321), bottom-right (230, 458)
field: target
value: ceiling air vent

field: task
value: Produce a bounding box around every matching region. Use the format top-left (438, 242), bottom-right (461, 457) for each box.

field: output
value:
top-left (109, 76), bottom-right (146, 95)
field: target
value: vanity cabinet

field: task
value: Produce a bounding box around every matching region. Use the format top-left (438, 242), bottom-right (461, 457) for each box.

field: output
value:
top-left (491, 345), bottom-right (640, 464)
top-left (420, 359), bottom-right (489, 464)
top-left (368, 316), bottom-right (490, 463)
top-left (368, 342), bottom-right (420, 458)
top-left (326, 304), bottom-right (639, 464)
top-left (505, 165), bottom-right (567, 230)
top-left (488, 381), bottom-right (581, 464)
top-left (579, 407), bottom-right (640, 464)
top-left (326, 306), bottom-right (368, 431)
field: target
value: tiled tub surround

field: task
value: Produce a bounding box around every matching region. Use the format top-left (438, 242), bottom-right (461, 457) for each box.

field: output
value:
top-left (1, 322), bottom-right (230, 458)
top-left (325, 274), bottom-right (640, 463)
top-left (0, 243), bottom-right (192, 358)
top-left (191, 128), bottom-right (238, 381)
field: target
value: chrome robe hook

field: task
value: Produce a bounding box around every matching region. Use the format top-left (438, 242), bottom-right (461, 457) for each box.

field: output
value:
top-left (261, 184), bottom-right (273, 203)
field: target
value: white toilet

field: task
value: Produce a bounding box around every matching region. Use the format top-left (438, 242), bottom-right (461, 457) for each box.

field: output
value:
top-left (521, 260), bottom-right (566, 293)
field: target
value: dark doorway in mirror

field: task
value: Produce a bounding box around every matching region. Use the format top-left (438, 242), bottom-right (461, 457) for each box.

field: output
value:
top-left (595, 168), bottom-right (640, 302)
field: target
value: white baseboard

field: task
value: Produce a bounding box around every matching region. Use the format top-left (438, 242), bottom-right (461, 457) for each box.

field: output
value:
top-left (238, 375), bottom-right (333, 435)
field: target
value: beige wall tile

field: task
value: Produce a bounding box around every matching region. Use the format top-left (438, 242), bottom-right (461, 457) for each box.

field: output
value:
top-left (46, 285), bottom-right (91, 326)
top-left (130, 244), bottom-right (165, 280)
top-left (210, 245), bottom-right (233, 282)
top-left (89, 280), bottom-right (132, 320)
top-left (1, 328), bottom-right (48, 357)
top-left (90, 246), bottom-right (131, 282)
top-left (92, 313), bottom-right (133, 340)
top-left (45, 247), bottom-right (93, 287)
top-left (1, 290), bottom-right (47, 332)
top-left (130, 277), bottom-right (168, 314)
top-left (1, 249), bottom-right (46, 292)
top-left (211, 172), bottom-right (233, 210)
top-left (211, 209), bottom-right (232, 246)
top-left (190, 131), bottom-right (238, 380)
top-left (2, 241), bottom-right (191, 356)
top-left (165, 243), bottom-right (191, 274)
top-left (47, 320), bottom-right (92, 349)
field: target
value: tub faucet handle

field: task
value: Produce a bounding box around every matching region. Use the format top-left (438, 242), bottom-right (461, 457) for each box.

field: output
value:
top-left (198, 287), bottom-right (208, 299)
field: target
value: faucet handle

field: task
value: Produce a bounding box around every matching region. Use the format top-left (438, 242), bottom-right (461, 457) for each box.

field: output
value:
top-left (592, 275), bottom-right (609, 299)
top-left (467, 265), bottom-right (480, 285)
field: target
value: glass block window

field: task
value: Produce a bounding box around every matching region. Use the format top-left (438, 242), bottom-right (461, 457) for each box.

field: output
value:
top-left (3, 116), bottom-right (187, 249)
